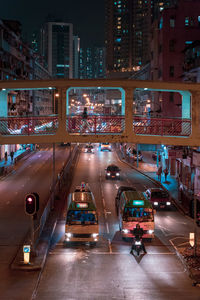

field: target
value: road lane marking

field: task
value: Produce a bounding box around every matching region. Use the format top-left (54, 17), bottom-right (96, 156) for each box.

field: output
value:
top-left (106, 222), bottom-right (109, 234)
top-left (108, 239), bottom-right (112, 253)
top-left (49, 251), bottom-right (175, 255)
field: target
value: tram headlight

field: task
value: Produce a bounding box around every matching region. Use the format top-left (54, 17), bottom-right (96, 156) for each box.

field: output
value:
top-left (154, 202), bottom-right (158, 206)
top-left (148, 230), bottom-right (154, 234)
top-left (116, 173), bottom-right (120, 176)
top-left (166, 201), bottom-right (171, 206)
top-left (107, 172), bottom-right (111, 176)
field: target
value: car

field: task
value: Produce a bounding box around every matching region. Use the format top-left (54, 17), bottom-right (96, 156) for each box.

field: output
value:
top-left (145, 187), bottom-right (171, 209)
top-left (126, 147), bottom-right (132, 156)
top-left (115, 186), bottom-right (136, 215)
top-left (100, 143), bottom-right (111, 151)
top-left (84, 144), bottom-right (94, 153)
top-left (105, 164), bottom-right (121, 179)
top-left (152, 152), bottom-right (161, 161)
top-left (129, 149), bottom-right (143, 161)
top-left (60, 142), bottom-right (71, 146)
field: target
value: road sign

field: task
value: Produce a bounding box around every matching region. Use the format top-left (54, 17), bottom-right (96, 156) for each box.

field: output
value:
top-left (23, 245), bottom-right (30, 253)
top-left (189, 232), bottom-right (195, 247)
top-left (23, 245), bottom-right (31, 264)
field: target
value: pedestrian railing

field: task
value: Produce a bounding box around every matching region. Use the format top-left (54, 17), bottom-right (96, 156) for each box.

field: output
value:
top-left (0, 115), bottom-right (191, 137)
top-left (0, 115), bottom-right (58, 135)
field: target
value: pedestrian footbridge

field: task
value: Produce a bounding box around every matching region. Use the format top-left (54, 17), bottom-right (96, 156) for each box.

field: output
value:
top-left (0, 79), bottom-right (199, 146)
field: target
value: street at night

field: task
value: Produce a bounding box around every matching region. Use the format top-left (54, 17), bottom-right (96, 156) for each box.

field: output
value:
top-left (0, 145), bottom-right (199, 299)
top-left (1, 0), bottom-right (200, 299)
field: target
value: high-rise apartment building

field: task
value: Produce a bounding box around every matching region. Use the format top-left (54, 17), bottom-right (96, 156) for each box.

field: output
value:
top-left (105, 0), bottom-right (151, 76)
top-left (151, 0), bottom-right (200, 117)
top-left (73, 36), bottom-right (80, 79)
top-left (94, 47), bottom-right (106, 79)
top-left (79, 47), bottom-right (105, 79)
top-left (41, 22), bottom-right (73, 78)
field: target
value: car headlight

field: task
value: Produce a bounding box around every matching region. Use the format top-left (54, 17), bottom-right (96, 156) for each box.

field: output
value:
top-left (154, 202), bottom-right (158, 205)
top-left (166, 202), bottom-right (171, 205)
top-left (66, 232), bottom-right (72, 238)
top-left (116, 173), bottom-right (120, 176)
top-left (148, 230), bottom-right (154, 234)
top-left (107, 172), bottom-right (111, 176)
top-left (92, 233), bottom-right (99, 238)
top-left (122, 229), bottom-right (129, 234)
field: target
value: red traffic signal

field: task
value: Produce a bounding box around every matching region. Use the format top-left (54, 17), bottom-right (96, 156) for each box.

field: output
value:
top-left (25, 193), bottom-right (39, 215)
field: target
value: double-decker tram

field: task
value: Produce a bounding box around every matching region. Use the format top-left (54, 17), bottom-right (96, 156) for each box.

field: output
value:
top-left (118, 190), bottom-right (155, 241)
top-left (65, 190), bottom-right (99, 244)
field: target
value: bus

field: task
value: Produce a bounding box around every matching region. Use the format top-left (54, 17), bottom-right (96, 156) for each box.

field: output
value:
top-left (118, 190), bottom-right (155, 240)
top-left (65, 191), bottom-right (99, 244)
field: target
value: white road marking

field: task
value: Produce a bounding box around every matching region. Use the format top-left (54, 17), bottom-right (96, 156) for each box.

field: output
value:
top-left (49, 251), bottom-right (175, 256)
top-left (178, 241), bottom-right (189, 247)
top-left (108, 239), bottom-right (112, 253)
top-left (106, 222), bottom-right (109, 234)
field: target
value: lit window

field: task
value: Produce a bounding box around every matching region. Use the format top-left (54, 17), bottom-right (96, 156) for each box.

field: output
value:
top-left (185, 17), bottom-right (189, 26)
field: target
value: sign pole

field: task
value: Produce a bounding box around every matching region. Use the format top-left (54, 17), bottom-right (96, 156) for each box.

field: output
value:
top-left (31, 215), bottom-right (34, 252)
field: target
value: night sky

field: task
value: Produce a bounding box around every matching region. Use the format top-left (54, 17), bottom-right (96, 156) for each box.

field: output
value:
top-left (0, 0), bottom-right (105, 48)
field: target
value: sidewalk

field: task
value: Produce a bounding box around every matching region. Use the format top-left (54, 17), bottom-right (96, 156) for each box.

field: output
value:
top-left (0, 148), bottom-right (30, 177)
top-left (117, 146), bottom-right (200, 284)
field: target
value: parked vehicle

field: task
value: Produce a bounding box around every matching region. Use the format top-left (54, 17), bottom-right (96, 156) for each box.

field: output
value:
top-left (129, 149), bottom-right (143, 161)
top-left (152, 152), bottom-right (161, 161)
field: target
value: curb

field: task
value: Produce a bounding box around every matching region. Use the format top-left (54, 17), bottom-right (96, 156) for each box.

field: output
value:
top-left (10, 218), bottom-right (58, 271)
top-left (175, 247), bottom-right (200, 284)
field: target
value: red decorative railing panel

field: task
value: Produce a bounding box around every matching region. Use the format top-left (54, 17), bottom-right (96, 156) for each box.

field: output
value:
top-left (0, 115), bottom-right (191, 137)
top-left (66, 115), bottom-right (125, 134)
top-left (133, 116), bottom-right (191, 136)
top-left (0, 116), bottom-right (58, 135)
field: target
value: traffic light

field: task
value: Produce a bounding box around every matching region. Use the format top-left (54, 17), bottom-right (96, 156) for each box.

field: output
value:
top-left (25, 193), bottom-right (39, 215)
